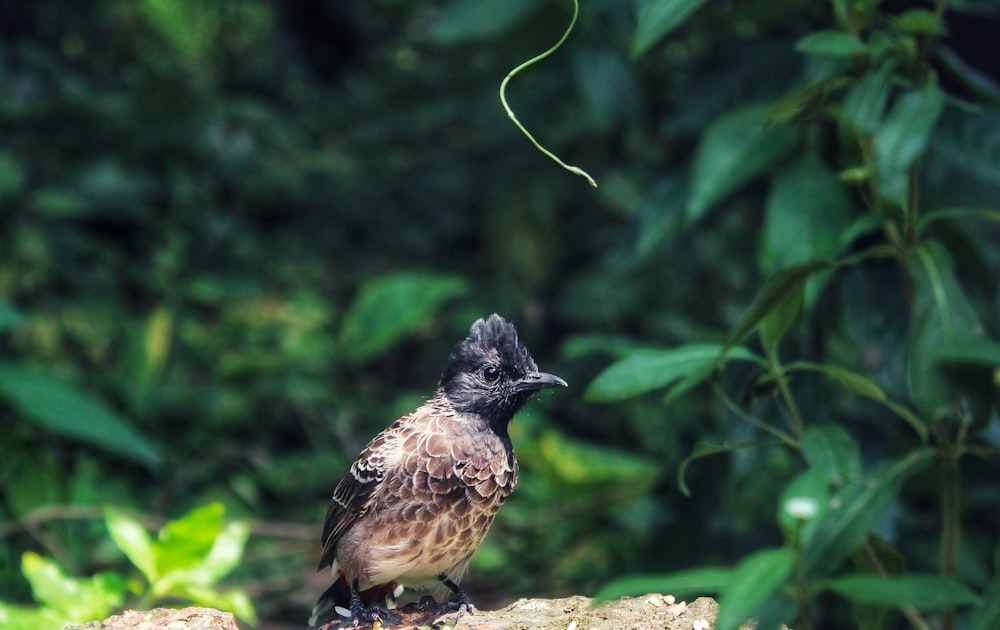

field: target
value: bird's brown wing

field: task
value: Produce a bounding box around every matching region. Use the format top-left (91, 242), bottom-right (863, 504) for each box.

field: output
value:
top-left (317, 418), bottom-right (404, 571)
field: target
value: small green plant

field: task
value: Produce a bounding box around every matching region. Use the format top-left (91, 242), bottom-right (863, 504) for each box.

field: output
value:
top-left (0, 503), bottom-right (255, 629)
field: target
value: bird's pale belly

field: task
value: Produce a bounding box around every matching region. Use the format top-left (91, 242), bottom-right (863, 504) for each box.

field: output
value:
top-left (339, 494), bottom-right (502, 590)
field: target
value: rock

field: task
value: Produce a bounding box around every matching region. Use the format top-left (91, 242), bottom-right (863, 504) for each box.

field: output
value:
top-left (65, 607), bottom-right (238, 630)
top-left (66, 594), bottom-right (719, 630)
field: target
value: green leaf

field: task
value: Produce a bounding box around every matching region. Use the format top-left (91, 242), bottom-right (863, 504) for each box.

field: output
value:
top-left (826, 574), bottom-right (980, 610)
top-left (725, 260), bottom-right (835, 349)
top-left (893, 9), bottom-right (947, 35)
top-left (804, 450), bottom-right (935, 579)
top-left (716, 548), bottom-right (795, 630)
top-left (795, 30), bottom-right (870, 58)
top-left (339, 272), bottom-right (468, 363)
top-left (594, 567), bottom-right (732, 602)
top-left (786, 362), bottom-right (927, 441)
top-left (968, 540), bottom-right (1000, 630)
top-left (850, 535), bottom-right (906, 630)
top-left (0, 151), bottom-right (27, 201)
top-left (630, 0), bottom-right (708, 59)
top-left (0, 602), bottom-right (69, 630)
top-left (907, 243), bottom-right (986, 419)
top-left (800, 424), bottom-right (862, 486)
top-left (21, 552), bottom-right (124, 622)
top-left (758, 284), bottom-right (802, 359)
top-left (0, 300), bottom-right (24, 332)
top-left (761, 155), bottom-right (853, 275)
top-left (687, 103), bottom-right (797, 224)
top-left (766, 77), bottom-right (852, 127)
top-left (0, 366), bottom-right (162, 468)
top-left (777, 468), bottom-right (829, 543)
top-left (155, 503), bottom-right (226, 576)
top-left (841, 62), bottom-right (894, 137)
top-left (873, 82), bottom-right (945, 204)
top-left (428, 0), bottom-right (538, 44)
top-left (530, 430), bottom-right (660, 488)
top-left (105, 508), bottom-right (159, 583)
top-left (936, 339), bottom-right (1000, 367)
top-left (585, 344), bottom-right (762, 402)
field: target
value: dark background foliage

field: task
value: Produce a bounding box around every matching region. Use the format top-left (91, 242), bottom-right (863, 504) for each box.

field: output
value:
top-left (1, 0), bottom-right (999, 628)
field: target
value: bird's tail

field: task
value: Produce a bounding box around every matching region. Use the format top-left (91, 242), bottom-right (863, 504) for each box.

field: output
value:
top-left (308, 568), bottom-right (401, 629)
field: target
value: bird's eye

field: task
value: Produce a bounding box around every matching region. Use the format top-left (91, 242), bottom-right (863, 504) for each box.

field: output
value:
top-left (483, 365), bottom-right (501, 382)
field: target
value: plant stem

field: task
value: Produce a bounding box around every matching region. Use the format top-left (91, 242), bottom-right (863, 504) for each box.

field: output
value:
top-left (939, 436), bottom-right (961, 630)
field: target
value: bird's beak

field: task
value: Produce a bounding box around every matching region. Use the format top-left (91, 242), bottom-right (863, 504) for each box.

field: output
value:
top-left (516, 371), bottom-right (568, 393)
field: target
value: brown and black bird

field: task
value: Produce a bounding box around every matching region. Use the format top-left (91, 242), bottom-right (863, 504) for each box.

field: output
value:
top-left (309, 314), bottom-right (567, 628)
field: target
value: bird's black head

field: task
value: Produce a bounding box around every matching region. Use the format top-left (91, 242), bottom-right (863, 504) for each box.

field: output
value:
top-left (439, 314), bottom-right (567, 429)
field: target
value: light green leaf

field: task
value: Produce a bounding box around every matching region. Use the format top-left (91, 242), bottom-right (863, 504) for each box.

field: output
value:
top-left (428, 0), bottom-right (538, 44)
top-left (585, 344), bottom-right (762, 402)
top-left (105, 508), bottom-right (158, 583)
top-left (804, 450), bottom-right (935, 579)
top-left (800, 425), bottom-right (861, 486)
top-left (0, 602), bottom-right (67, 630)
top-left (594, 567), bottom-right (732, 602)
top-left (717, 548), bottom-right (795, 630)
top-left (874, 82), bottom-right (944, 204)
top-left (796, 30), bottom-right (870, 58)
top-left (339, 272), bottom-right (468, 363)
top-left (21, 552), bottom-right (124, 622)
top-left (0, 366), bottom-right (162, 468)
top-left (687, 103), bottom-right (797, 224)
top-left (630, 0), bottom-right (708, 59)
top-left (826, 574), bottom-right (980, 610)
top-left (155, 503), bottom-right (225, 576)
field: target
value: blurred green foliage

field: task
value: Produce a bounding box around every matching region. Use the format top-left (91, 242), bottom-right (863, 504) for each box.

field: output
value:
top-left (0, 504), bottom-right (253, 629)
top-left (1, 0), bottom-right (999, 628)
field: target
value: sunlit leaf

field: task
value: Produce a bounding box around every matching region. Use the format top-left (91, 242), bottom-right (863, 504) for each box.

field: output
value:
top-left (826, 574), bottom-right (980, 610)
top-left (105, 508), bottom-right (158, 583)
top-left (21, 552), bottom-right (124, 622)
top-left (0, 367), bottom-right (162, 468)
top-left (687, 103), bottom-right (796, 224)
top-left (716, 547), bottom-right (795, 630)
top-left (630, 0), bottom-right (708, 59)
top-left (594, 567), bottom-right (731, 602)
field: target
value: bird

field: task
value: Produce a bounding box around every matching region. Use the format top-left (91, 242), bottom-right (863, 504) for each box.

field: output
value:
top-left (309, 313), bottom-right (567, 628)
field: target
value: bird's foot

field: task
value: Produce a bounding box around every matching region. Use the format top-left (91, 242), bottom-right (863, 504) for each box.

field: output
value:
top-left (438, 588), bottom-right (474, 614)
top-left (348, 578), bottom-right (402, 628)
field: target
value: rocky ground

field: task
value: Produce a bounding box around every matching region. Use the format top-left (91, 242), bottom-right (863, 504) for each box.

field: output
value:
top-left (67, 594), bottom-right (719, 630)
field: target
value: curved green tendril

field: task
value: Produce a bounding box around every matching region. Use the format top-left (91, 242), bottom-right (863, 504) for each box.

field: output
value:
top-left (499, 0), bottom-right (597, 188)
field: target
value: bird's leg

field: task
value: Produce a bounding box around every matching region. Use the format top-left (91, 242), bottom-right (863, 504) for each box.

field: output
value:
top-left (436, 573), bottom-right (473, 613)
top-left (349, 578), bottom-right (402, 626)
